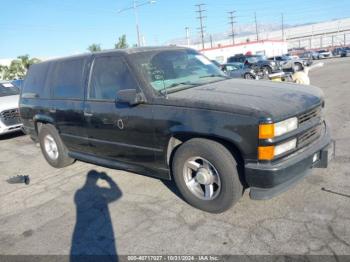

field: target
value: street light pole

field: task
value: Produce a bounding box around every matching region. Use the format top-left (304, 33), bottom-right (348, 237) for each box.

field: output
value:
top-left (118, 0), bottom-right (156, 47)
top-left (185, 27), bottom-right (190, 47)
top-left (133, 0), bottom-right (141, 47)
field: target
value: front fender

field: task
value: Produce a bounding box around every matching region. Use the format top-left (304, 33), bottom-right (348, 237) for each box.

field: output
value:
top-left (33, 114), bottom-right (55, 133)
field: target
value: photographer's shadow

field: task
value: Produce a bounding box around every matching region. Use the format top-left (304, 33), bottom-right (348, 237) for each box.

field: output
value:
top-left (70, 170), bottom-right (122, 262)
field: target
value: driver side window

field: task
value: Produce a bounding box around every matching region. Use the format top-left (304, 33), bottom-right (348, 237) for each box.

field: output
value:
top-left (89, 56), bottom-right (137, 100)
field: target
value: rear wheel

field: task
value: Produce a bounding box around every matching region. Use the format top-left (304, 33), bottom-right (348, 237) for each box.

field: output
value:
top-left (172, 138), bottom-right (243, 213)
top-left (39, 124), bottom-right (74, 168)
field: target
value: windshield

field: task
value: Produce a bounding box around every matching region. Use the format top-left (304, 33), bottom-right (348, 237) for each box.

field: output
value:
top-left (0, 82), bottom-right (20, 97)
top-left (130, 49), bottom-right (227, 94)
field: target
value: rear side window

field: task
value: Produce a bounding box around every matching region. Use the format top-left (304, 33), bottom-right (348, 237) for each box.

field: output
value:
top-left (89, 56), bottom-right (137, 100)
top-left (49, 58), bottom-right (86, 99)
top-left (22, 62), bottom-right (50, 98)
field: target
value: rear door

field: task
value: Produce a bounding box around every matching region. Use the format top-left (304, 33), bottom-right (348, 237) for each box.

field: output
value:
top-left (83, 54), bottom-right (157, 168)
top-left (47, 57), bottom-right (90, 153)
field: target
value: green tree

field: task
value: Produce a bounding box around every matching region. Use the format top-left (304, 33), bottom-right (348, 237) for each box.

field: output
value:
top-left (18, 54), bottom-right (41, 70)
top-left (87, 44), bottom-right (102, 52)
top-left (115, 35), bottom-right (129, 49)
top-left (0, 65), bottom-right (8, 80)
top-left (3, 59), bottom-right (25, 80)
top-left (0, 55), bottom-right (41, 80)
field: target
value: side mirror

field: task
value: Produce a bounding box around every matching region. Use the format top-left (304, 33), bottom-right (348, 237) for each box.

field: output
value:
top-left (116, 89), bottom-right (145, 106)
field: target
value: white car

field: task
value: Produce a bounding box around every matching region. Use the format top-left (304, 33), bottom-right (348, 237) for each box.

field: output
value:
top-left (317, 49), bottom-right (332, 59)
top-left (0, 81), bottom-right (23, 135)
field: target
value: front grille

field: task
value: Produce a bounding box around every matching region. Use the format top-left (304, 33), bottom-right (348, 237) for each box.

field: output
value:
top-left (298, 124), bottom-right (322, 148)
top-left (298, 106), bottom-right (321, 125)
top-left (0, 108), bottom-right (21, 127)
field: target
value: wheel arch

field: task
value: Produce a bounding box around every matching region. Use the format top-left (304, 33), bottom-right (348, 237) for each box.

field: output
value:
top-left (166, 132), bottom-right (247, 187)
top-left (33, 114), bottom-right (55, 135)
top-left (166, 132), bottom-right (245, 167)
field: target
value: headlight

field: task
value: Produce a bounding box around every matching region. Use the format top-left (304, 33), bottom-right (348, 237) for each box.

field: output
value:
top-left (274, 117), bottom-right (298, 136)
top-left (258, 139), bottom-right (297, 160)
top-left (274, 139), bottom-right (297, 156)
top-left (259, 117), bottom-right (298, 139)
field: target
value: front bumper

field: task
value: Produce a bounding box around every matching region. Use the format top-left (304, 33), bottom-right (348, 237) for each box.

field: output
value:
top-left (0, 121), bottom-right (23, 135)
top-left (245, 126), bottom-right (334, 200)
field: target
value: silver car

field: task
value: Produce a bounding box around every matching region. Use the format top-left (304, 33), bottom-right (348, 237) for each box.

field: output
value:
top-left (0, 81), bottom-right (23, 135)
top-left (221, 63), bottom-right (258, 79)
top-left (269, 55), bottom-right (308, 72)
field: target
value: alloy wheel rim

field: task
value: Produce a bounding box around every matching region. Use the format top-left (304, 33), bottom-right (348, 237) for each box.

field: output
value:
top-left (44, 135), bottom-right (59, 160)
top-left (183, 157), bottom-right (221, 200)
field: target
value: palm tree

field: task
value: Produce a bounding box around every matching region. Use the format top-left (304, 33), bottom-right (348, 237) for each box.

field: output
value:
top-left (115, 35), bottom-right (129, 49)
top-left (18, 55), bottom-right (41, 70)
top-left (87, 44), bottom-right (102, 52)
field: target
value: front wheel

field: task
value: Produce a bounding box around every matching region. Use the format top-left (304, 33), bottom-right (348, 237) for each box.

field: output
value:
top-left (293, 63), bottom-right (303, 72)
top-left (244, 73), bottom-right (255, 79)
top-left (261, 66), bottom-right (272, 79)
top-left (172, 138), bottom-right (243, 213)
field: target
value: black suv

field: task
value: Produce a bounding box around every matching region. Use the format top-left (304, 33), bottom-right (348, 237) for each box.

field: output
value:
top-left (20, 47), bottom-right (334, 213)
top-left (227, 54), bottom-right (281, 75)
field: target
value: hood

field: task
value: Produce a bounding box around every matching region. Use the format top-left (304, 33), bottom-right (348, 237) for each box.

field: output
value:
top-left (0, 95), bottom-right (20, 112)
top-left (166, 79), bottom-right (323, 121)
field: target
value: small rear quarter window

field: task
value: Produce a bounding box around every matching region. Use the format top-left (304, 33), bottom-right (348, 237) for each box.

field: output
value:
top-left (22, 62), bottom-right (50, 98)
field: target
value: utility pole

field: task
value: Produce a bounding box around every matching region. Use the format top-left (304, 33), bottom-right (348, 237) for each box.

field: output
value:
top-left (254, 12), bottom-right (259, 41)
top-left (185, 27), bottom-right (190, 47)
top-left (195, 4), bottom-right (206, 49)
top-left (281, 13), bottom-right (284, 41)
top-left (228, 11), bottom-right (236, 45)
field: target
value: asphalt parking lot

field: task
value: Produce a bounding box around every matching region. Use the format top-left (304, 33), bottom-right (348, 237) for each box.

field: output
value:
top-left (0, 57), bottom-right (350, 257)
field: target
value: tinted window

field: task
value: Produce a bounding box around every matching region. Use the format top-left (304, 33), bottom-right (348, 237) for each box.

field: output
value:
top-left (22, 62), bottom-right (50, 98)
top-left (89, 56), bottom-right (137, 100)
top-left (50, 58), bottom-right (85, 99)
top-left (228, 57), bottom-right (238, 63)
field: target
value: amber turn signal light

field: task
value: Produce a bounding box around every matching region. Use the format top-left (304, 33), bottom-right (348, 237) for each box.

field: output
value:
top-left (259, 123), bottom-right (274, 139)
top-left (258, 146), bottom-right (275, 160)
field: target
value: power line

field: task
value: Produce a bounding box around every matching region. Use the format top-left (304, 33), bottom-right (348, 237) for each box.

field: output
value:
top-left (228, 11), bottom-right (236, 45)
top-left (195, 3), bottom-right (206, 49)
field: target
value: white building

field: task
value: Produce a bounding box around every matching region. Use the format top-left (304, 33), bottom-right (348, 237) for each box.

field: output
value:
top-left (183, 18), bottom-right (350, 55)
top-left (200, 40), bottom-right (288, 63)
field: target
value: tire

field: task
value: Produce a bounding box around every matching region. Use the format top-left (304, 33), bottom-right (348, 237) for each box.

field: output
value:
top-left (244, 73), bottom-right (255, 80)
top-left (38, 124), bottom-right (74, 168)
top-left (293, 63), bottom-right (303, 72)
top-left (261, 66), bottom-right (272, 78)
top-left (172, 138), bottom-right (243, 213)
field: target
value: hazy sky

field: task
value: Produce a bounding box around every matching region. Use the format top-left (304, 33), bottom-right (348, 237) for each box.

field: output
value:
top-left (0, 0), bottom-right (349, 58)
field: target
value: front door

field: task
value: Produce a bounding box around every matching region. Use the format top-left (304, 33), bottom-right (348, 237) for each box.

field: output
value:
top-left (84, 54), bottom-right (158, 169)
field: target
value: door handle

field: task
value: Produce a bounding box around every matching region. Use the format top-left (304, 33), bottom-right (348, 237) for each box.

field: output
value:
top-left (84, 112), bottom-right (93, 117)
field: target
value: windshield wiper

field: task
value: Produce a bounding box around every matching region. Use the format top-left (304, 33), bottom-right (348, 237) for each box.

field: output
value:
top-left (159, 82), bottom-right (199, 95)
